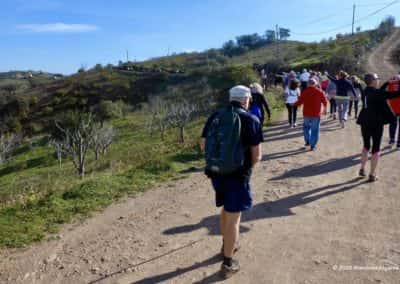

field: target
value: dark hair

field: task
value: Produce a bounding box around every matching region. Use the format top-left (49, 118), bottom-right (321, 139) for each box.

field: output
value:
top-left (364, 73), bottom-right (378, 85)
top-left (289, 79), bottom-right (300, 90)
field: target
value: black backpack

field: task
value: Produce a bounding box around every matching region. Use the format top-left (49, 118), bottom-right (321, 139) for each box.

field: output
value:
top-left (205, 106), bottom-right (245, 175)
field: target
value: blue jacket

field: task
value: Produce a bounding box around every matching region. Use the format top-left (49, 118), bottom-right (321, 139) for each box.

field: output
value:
top-left (327, 74), bottom-right (356, 98)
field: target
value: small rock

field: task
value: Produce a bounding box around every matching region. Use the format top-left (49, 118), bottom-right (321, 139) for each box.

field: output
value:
top-left (24, 273), bottom-right (30, 280)
top-left (314, 259), bottom-right (321, 265)
top-left (44, 254), bottom-right (57, 264)
top-left (90, 267), bottom-right (100, 274)
top-left (118, 216), bottom-right (125, 220)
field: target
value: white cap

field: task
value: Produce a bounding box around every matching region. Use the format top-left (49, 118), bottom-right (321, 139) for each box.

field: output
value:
top-left (229, 85), bottom-right (251, 102)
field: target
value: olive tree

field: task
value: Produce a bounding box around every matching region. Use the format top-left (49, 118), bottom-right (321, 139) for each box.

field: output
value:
top-left (54, 112), bottom-right (95, 178)
top-left (92, 124), bottom-right (115, 160)
top-left (147, 96), bottom-right (172, 141)
top-left (168, 100), bottom-right (197, 143)
top-left (0, 132), bottom-right (22, 164)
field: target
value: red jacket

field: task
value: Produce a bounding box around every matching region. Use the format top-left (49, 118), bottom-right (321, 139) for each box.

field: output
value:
top-left (295, 86), bottom-right (328, 118)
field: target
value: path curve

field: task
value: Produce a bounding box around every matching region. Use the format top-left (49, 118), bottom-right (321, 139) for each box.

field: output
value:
top-left (366, 28), bottom-right (400, 80)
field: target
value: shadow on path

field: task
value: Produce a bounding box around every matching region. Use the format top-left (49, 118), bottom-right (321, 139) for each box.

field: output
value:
top-left (270, 150), bottom-right (395, 181)
top-left (131, 178), bottom-right (367, 283)
top-left (163, 178), bottom-right (365, 236)
top-left (262, 148), bottom-right (306, 161)
top-left (130, 254), bottom-right (222, 284)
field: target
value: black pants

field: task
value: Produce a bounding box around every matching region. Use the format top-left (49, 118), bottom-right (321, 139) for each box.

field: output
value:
top-left (286, 104), bottom-right (298, 125)
top-left (329, 99), bottom-right (337, 114)
top-left (361, 124), bottom-right (384, 154)
top-left (389, 116), bottom-right (400, 144)
top-left (348, 100), bottom-right (359, 117)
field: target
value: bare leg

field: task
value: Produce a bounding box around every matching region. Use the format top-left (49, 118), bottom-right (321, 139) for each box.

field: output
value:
top-left (220, 209), bottom-right (226, 243)
top-left (370, 153), bottom-right (380, 177)
top-left (223, 211), bottom-right (241, 258)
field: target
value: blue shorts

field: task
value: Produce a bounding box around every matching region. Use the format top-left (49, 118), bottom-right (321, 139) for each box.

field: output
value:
top-left (211, 177), bottom-right (252, 213)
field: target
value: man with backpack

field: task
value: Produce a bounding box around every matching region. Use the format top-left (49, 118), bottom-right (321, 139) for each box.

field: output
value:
top-left (200, 85), bottom-right (263, 279)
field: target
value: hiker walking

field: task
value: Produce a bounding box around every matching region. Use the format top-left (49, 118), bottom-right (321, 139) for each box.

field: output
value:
top-left (293, 78), bottom-right (328, 151)
top-left (201, 85), bottom-right (263, 279)
top-left (300, 68), bottom-right (310, 90)
top-left (284, 79), bottom-right (301, 127)
top-left (261, 68), bottom-right (268, 90)
top-left (249, 83), bottom-right (271, 126)
top-left (326, 71), bottom-right (357, 128)
top-left (388, 75), bottom-right (400, 148)
top-left (356, 73), bottom-right (400, 182)
top-left (348, 75), bottom-right (363, 119)
top-left (326, 78), bottom-right (337, 119)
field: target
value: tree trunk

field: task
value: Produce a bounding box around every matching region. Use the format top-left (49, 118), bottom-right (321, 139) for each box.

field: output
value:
top-left (180, 127), bottom-right (185, 144)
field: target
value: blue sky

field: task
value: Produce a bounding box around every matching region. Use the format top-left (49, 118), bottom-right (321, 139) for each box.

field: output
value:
top-left (1, 0), bottom-right (399, 74)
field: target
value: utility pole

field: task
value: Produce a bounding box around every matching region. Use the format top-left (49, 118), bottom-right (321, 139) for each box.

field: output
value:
top-left (126, 50), bottom-right (129, 62)
top-left (352, 4), bottom-right (356, 35)
top-left (275, 24), bottom-right (280, 61)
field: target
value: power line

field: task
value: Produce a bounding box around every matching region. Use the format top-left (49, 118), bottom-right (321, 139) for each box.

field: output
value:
top-left (357, 2), bottom-right (392, 7)
top-left (291, 0), bottom-right (399, 36)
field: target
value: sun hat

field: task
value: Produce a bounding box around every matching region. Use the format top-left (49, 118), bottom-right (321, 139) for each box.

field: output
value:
top-left (229, 85), bottom-right (252, 102)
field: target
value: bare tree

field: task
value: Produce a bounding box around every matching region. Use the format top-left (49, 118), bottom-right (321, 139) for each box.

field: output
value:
top-left (168, 100), bottom-right (197, 143)
top-left (92, 124), bottom-right (115, 160)
top-left (49, 139), bottom-right (69, 168)
top-left (147, 96), bottom-right (172, 141)
top-left (55, 112), bottom-right (95, 178)
top-left (0, 133), bottom-right (22, 164)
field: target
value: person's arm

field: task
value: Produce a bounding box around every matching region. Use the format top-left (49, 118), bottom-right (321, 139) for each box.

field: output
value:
top-left (377, 81), bottom-right (400, 99)
top-left (200, 138), bottom-right (206, 152)
top-left (380, 82), bottom-right (390, 91)
top-left (251, 144), bottom-right (262, 166)
top-left (200, 114), bottom-right (215, 151)
top-left (321, 90), bottom-right (328, 115)
top-left (326, 74), bottom-right (338, 83)
top-left (294, 92), bottom-right (304, 107)
top-left (348, 81), bottom-right (357, 97)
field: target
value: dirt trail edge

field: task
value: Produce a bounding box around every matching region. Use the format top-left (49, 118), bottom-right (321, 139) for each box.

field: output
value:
top-left (366, 28), bottom-right (400, 80)
top-left (1, 114), bottom-right (400, 284)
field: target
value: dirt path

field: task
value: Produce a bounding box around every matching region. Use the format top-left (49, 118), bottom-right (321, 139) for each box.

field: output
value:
top-left (1, 114), bottom-right (400, 284)
top-left (2, 34), bottom-right (400, 283)
top-left (366, 28), bottom-right (400, 80)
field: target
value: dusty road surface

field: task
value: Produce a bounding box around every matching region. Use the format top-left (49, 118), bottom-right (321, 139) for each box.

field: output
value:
top-left (366, 28), bottom-right (400, 80)
top-left (2, 31), bottom-right (400, 284)
top-left (1, 115), bottom-right (400, 284)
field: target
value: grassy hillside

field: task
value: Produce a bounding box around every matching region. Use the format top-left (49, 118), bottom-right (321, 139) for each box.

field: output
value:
top-left (0, 19), bottom-right (396, 249)
top-left (0, 65), bottom-right (285, 248)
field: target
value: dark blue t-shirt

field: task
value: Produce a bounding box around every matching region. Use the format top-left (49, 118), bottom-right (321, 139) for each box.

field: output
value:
top-left (202, 102), bottom-right (264, 179)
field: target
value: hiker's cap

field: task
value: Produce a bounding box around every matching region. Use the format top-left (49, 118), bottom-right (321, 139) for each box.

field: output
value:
top-left (364, 73), bottom-right (379, 83)
top-left (229, 85), bottom-right (252, 101)
top-left (250, 82), bottom-right (263, 94)
top-left (309, 78), bottom-right (318, 85)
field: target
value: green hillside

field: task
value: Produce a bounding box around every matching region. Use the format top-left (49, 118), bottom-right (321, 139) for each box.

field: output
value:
top-left (0, 18), bottom-right (396, 248)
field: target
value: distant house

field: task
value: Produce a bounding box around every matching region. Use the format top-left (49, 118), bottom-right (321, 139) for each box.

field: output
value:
top-left (15, 73), bottom-right (24, 79)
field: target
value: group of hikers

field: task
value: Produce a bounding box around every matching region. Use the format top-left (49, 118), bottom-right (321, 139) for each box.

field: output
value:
top-left (200, 68), bottom-right (400, 279)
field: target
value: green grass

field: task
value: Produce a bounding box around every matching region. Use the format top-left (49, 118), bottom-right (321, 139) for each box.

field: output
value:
top-left (0, 87), bottom-right (283, 248)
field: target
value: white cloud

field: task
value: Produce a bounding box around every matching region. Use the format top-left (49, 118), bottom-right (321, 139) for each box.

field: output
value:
top-left (17, 23), bottom-right (99, 33)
